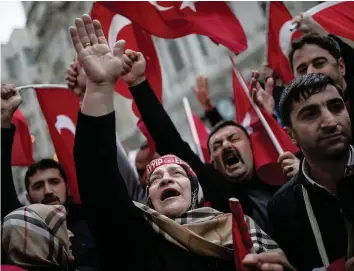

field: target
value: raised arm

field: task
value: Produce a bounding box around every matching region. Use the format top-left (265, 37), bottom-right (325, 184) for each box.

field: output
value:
top-left (1, 84), bottom-right (23, 221)
top-left (70, 15), bottom-right (153, 270)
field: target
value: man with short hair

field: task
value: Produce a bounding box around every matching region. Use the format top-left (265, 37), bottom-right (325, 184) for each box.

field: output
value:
top-left (267, 73), bottom-right (354, 270)
top-left (24, 158), bottom-right (68, 205)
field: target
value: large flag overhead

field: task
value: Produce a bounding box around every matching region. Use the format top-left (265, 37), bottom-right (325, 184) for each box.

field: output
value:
top-left (98, 1), bottom-right (247, 54)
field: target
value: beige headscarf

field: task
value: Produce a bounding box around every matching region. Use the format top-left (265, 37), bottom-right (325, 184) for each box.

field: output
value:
top-left (2, 204), bottom-right (72, 268)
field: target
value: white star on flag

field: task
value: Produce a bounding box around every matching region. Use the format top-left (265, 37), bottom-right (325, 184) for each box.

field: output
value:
top-left (180, 1), bottom-right (197, 12)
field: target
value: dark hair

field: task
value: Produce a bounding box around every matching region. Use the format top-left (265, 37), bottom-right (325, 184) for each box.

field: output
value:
top-left (25, 159), bottom-right (67, 192)
top-left (279, 73), bottom-right (343, 127)
top-left (207, 120), bottom-right (250, 153)
top-left (289, 33), bottom-right (341, 70)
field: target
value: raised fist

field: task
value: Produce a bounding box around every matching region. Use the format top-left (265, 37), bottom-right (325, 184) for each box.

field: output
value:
top-left (1, 84), bottom-right (22, 128)
top-left (121, 49), bottom-right (146, 87)
top-left (69, 14), bottom-right (133, 90)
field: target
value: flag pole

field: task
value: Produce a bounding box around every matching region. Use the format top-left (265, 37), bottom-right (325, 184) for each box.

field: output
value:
top-left (229, 56), bottom-right (284, 155)
top-left (16, 84), bottom-right (69, 91)
top-left (182, 97), bottom-right (206, 163)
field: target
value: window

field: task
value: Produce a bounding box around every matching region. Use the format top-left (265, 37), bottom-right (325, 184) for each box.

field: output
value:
top-left (6, 55), bottom-right (18, 79)
top-left (23, 48), bottom-right (36, 66)
top-left (167, 40), bottom-right (184, 72)
top-left (196, 35), bottom-right (209, 56)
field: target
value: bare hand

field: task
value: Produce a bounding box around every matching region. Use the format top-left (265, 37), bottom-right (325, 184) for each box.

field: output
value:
top-left (242, 252), bottom-right (295, 271)
top-left (292, 13), bottom-right (328, 36)
top-left (278, 151), bottom-right (300, 179)
top-left (1, 84), bottom-right (22, 128)
top-left (69, 14), bottom-right (132, 89)
top-left (250, 71), bottom-right (275, 116)
top-left (121, 49), bottom-right (146, 87)
top-left (346, 257), bottom-right (354, 271)
top-left (193, 75), bottom-right (213, 111)
top-left (65, 60), bottom-right (87, 102)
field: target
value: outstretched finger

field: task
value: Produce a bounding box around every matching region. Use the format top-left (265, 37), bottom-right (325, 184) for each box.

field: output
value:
top-left (113, 40), bottom-right (126, 58)
top-left (93, 19), bottom-right (107, 45)
top-left (69, 27), bottom-right (84, 54)
top-left (75, 18), bottom-right (91, 48)
top-left (82, 14), bottom-right (98, 45)
top-left (265, 77), bottom-right (274, 96)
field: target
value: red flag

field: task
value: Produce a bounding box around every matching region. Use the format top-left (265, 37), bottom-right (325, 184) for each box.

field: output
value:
top-left (90, 2), bottom-right (162, 118)
top-left (99, 1), bottom-right (247, 54)
top-left (11, 109), bottom-right (34, 166)
top-left (232, 70), bottom-right (299, 186)
top-left (34, 86), bottom-right (81, 204)
top-left (267, 2), bottom-right (302, 84)
top-left (229, 198), bottom-right (253, 271)
top-left (307, 2), bottom-right (354, 41)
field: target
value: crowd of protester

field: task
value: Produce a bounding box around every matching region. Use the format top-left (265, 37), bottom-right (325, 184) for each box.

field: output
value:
top-left (1, 8), bottom-right (354, 271)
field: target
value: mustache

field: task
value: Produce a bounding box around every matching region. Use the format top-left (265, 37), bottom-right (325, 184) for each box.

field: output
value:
top-left (41, 195), bottom-right (60, 204)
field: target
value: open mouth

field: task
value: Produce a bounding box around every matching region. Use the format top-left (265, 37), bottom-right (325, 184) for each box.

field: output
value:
top-left (222, 150), bottom-right (241, 168)
top-left (161, 188), bottom-right (181, 201)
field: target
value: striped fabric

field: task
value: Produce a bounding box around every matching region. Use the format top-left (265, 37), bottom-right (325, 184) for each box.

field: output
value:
top-left (2, 204), bottom-right (72, 268)
top-left (134, 200), bottom-right (282, 260)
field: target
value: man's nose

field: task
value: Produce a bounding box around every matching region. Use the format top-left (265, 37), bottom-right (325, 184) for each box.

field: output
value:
top-left (307, 65), bottom-right (321, 74)
top-left (320, 109), bottom-right (338, 131)
top-left (222, 140), bottom-right (232, 149)
top-left (43, 182), bottom-right (53, 195)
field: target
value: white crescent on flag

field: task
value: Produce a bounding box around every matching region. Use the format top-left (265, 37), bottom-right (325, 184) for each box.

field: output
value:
top-left (108, 14), bottom-right (132, 49)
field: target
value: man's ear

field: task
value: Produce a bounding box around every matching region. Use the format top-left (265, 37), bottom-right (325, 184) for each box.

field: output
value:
top-left (338, 57), bottom-right (346, 77)
top-left (284, 126), bottom-right (298, 146)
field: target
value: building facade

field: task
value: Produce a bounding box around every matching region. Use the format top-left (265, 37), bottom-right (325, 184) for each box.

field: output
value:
top-left (2, 1), bottom-right (320, 197)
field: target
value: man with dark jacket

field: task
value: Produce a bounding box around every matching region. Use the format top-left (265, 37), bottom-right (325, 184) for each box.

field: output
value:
top-left (267, 73), bottom-right (354, 270)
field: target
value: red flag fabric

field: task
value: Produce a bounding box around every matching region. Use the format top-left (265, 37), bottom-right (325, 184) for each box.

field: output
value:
top-left (191, 112), bottom-right (210, 163)
top-left (267, 2), bottom-right (302, 84)
top-left (11, 109), bottom-right (34, 166)
top-left (99, 1), bottom-right (247, 54)
top-left (90, 2), bottom-right (162, 118)
top-left (35, 86), bottom-right (81, 204)
top-left (307, 2), bottom-right (354, 41)
top-left (232, 71), bottom-right (299, 186)
top-left (229, 198), bottom-right (253, 271)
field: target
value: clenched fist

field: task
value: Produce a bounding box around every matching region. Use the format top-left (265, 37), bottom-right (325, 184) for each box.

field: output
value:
top-left (69, 14), bottom-right (133, 90)
top-left (278, 151), bottom-right (300, 179)
top-left (121, 49), bottom-right (146, 87)
top-left (65, 60), bottom-right (87, 102)
top-left (1, 84), bottom-right (22, 128)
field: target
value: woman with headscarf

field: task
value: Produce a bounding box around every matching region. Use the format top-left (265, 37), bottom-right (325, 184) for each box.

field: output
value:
top-left (2, 204), bottom-right (75, 271)
top-left (70, 14), bottom-right (295, 271)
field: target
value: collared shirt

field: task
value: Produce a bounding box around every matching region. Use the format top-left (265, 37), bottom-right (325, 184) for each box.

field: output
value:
top-left (302, 145), bottom-right (354, 191)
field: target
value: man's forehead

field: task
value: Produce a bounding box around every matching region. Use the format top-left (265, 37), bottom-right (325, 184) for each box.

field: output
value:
top-left (293, 44), bottom-right (331, 62)
top-left (211, 125), bottom-right (244, 142)
top-left (292, 85), bottom-right (341, 112)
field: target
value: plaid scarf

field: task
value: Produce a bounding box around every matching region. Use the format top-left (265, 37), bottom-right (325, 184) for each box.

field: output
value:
top-left (134, 201), bottom-right (281, 260)
top-left (2, 204), bottom-right (72, 268)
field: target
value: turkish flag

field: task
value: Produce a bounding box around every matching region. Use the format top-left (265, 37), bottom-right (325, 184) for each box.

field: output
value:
top-left (267, 2), bottom-right (301, 84)
top-left (100, 1), bottom-right (247, 54)
top-left (232, 69), bottom-right (299, 186)
top-left (90, 2), bottom-right (162, 118)
top-left (11, 109), bottom-right (34, 166)
top-left (35, 86), bottom-right (81, 204)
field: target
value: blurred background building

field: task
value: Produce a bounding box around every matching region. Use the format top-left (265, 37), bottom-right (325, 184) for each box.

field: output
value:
top-left (1, 1), bottom-right (320, 197)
